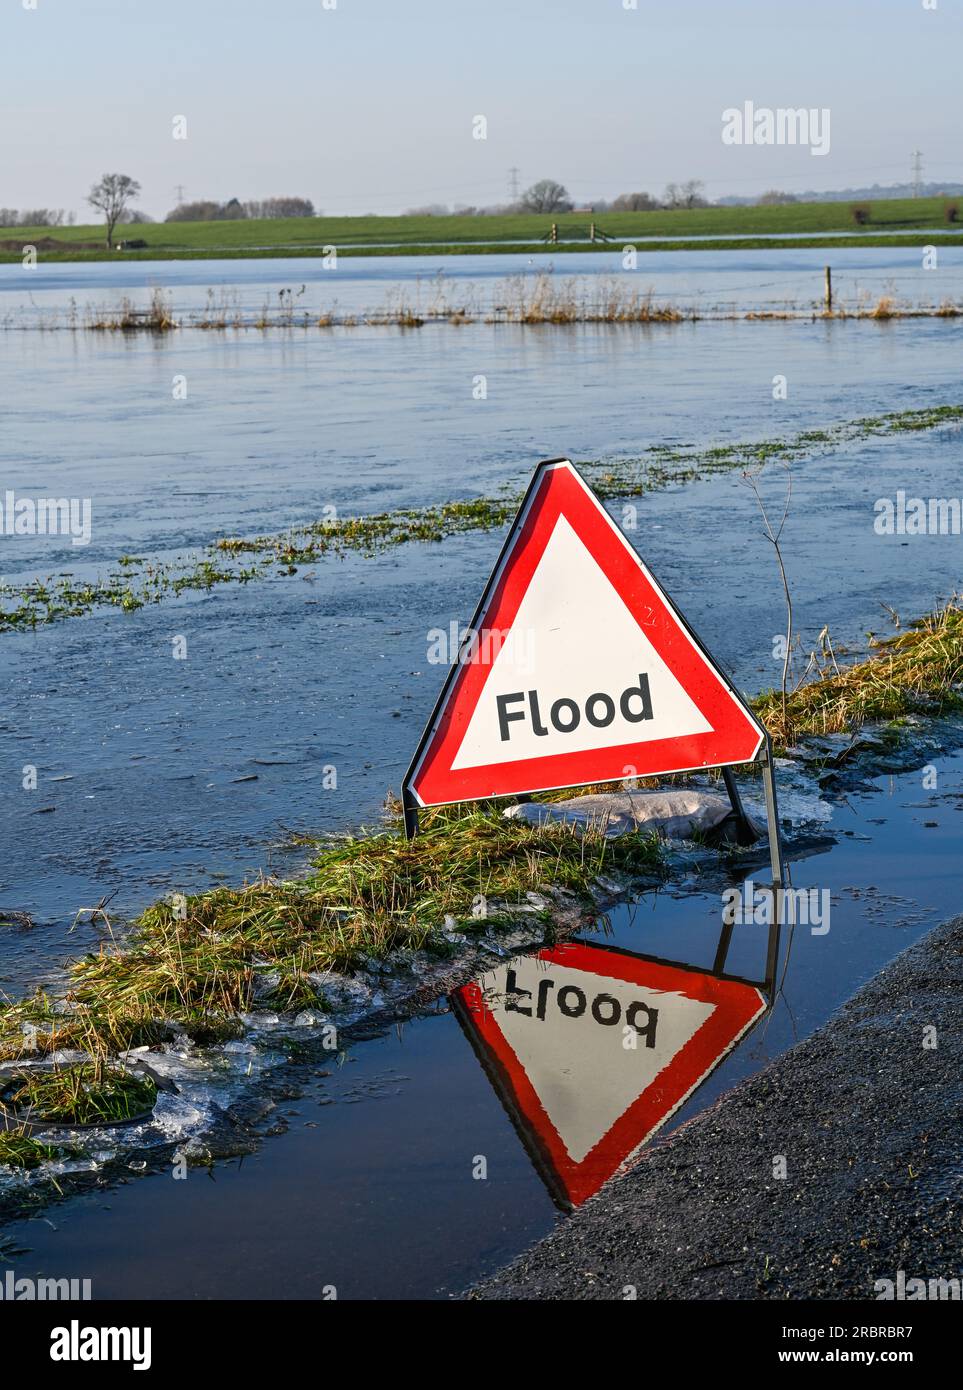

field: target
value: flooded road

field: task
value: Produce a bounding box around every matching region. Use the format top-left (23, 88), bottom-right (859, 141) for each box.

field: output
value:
top-left (1, 249), bottom-right (962, 1297)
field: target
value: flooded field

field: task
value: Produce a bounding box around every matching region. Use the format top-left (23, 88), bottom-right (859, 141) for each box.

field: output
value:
top-left (1, 250), bottom-right (962, 1298)
top-left (4, 245), bottom-right (963, 326)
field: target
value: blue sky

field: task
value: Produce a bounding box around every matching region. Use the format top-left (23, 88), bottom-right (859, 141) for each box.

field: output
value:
top-left (1, 0), bottom-right (960, 217)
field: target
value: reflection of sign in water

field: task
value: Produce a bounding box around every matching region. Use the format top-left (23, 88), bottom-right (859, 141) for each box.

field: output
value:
top-left (453, 941), bottom-right (766, 1209)
top-left (405, 459), bottom-right (766, 816)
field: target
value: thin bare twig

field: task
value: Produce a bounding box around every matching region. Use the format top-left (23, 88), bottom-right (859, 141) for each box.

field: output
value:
top-left (743, 462), bottom-right (794, 727)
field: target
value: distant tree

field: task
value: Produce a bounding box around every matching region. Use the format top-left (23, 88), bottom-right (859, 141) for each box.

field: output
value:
top-left (245, 197), bottom-right (315, 219)
top-left (22, 208), bottom-right (65, 226)
top-left (87, 173), bottom-right (141, 247)
top-left (403, 203), bottom-right (450, 217)
top-left (165, 196), bottom-right (316, 222)
top-left (118, 208), bottom-right (155, 224)
top-left (663, 179), bottom-right (706, 209)
top-left (0, 208), bottom-right (67, 227)
top-left (518, 179), bottom-right (573, 213)
top-left (165, 200), bottom-right (224, 222)
top-left (611, 191), bottom-right (659, 212)
top-left (851, 202), bottom-right (871, 226)
top-left (757, 189), bottom-right (798, 206)
top-left (277, 196), bottom-right (314, 218)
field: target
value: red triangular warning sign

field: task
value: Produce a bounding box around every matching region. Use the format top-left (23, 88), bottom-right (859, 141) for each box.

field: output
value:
top-left (406, 458), bottom-right (764, 808)
top-left (453, 942), bottom-right (767, 1208)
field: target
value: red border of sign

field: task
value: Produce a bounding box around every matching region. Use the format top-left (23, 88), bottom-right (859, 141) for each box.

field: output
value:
top-left (457, 942), bottom-right (767, 1207)
top-left (408, 460), bottom-right (765, 807)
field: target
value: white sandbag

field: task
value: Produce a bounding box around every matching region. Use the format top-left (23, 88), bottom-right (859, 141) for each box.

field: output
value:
top-left (503, 788), bottom-right (734, 839)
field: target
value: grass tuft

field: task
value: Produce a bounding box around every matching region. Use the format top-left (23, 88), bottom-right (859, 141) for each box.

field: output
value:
top-left (755, 601), bottom-right (963, 750)
top-left (85, 288), bottom-right (177, 332)
top-left (2, 1063), bottom-right (157, 1127)
top-left (0, 1127), bottom-right (62, 1170)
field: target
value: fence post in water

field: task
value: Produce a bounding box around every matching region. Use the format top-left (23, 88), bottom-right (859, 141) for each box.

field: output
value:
top-left (824, 265), bottom-right (833, 314)
top-left (589, 221), bottom-right (596, 242)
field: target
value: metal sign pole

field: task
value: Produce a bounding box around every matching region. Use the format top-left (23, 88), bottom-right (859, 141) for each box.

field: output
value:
top-left (760, 736), bottom-right (784, 998)
top-left (721, 764), bottom-right (758, 844)
top-left (714, 746), bottom-right (784, 996)
top-left (402, 786), bottom-right (419, 840)
top-left (712, 909), bottom-right (736, 977)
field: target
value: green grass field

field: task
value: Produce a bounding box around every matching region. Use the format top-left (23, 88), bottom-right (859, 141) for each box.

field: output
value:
top-left (2, 196), bottom-right (961, 262)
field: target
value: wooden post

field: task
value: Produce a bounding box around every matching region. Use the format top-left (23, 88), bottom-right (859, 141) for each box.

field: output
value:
top-left (824, 265), bottom-right (833, 314)
top-left (589, 221), bottom-right (596, 242)
top-left (550, 222), bottom-right (558, 244)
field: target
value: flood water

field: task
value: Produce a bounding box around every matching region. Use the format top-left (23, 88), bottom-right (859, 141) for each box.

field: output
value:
top-left (1, 249), bottom-right (962, 1297)
top-left (2, 748), bottom-right (961, 1299)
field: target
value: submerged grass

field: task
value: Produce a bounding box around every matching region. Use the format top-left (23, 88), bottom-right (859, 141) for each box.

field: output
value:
top-left (7, 271), bottom-right (962, 333)
top-left (488, 275), bottom-right (685, 323)
top-left (3, 404), bottom-right (962, 634)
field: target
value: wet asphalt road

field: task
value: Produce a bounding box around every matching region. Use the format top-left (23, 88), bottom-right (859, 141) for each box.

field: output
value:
top-left (470, 914), bottom-right (963, 1301)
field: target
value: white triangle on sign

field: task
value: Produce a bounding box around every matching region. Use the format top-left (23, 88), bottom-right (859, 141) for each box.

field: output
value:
top-left (481, 954), bottom-right (716, 1165)
top-left (451, 514), bottom-right (713, 771)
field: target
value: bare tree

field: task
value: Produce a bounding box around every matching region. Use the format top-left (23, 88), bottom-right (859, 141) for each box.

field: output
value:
top-left (0, 208), bottom-right (66, 227)
top-left (611, 191), bottom-right (659, 212)
top-left (663, 179), bottom-right (707, 209)
top-left (243, 196), bottom-right (315, 219)
top-left (403, 203), bottom-right (450, 217)
top-left (166, 200), bottom-right (222, 223)
top-left (518, 179), bottom-right (573, 213)
top-left (87, 173), bottom-right (141, 247)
